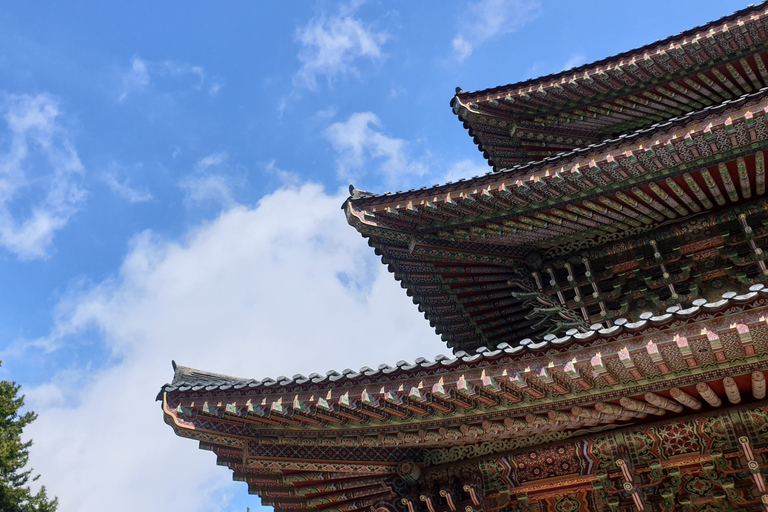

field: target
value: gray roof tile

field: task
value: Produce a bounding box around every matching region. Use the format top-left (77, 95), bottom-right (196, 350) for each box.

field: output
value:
top-left (160, 289), bottom-right (765, 397)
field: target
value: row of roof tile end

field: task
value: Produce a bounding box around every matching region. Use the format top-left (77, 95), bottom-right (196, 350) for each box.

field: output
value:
top-left (160, 285), bottom-right (768, 396)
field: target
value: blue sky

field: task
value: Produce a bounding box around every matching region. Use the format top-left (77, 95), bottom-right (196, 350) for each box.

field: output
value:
top-left (0, 1), bottom-right (751, 511)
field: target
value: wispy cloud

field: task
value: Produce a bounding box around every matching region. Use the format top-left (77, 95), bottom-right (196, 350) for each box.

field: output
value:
top-left (118, 57), bottom-right (223, 101)
top-left (102, 167), bottom-right (152, 203)
top-left (525, 53), bottom-right (588, 80)
top-left (24, 183), bottom-right (440, 511)
top-left (193, 152), bottom-right (227, 172)
top-left (562, 53), bottom-right (586, 72)
top-left (439, 158), bottom-right (491, 184)
top-left (452, 0), bottom-right (541, 62)
top-left (181, 174), bottom-right (235, 208)
top-left (0, 94), bottom-right (86, 259)
top-left (294, 5), bottom-right (388, 90)
top-left (264, 159), bottom-right (301, 187)
top-left (181, 152), bottom-right (238, 208)
top-left (119, 58), bottom-right (150, 101)
top-left (325, 112), bottom-right (427, 186)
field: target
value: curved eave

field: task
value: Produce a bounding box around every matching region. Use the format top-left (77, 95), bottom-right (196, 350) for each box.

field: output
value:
top-left (159, 284), bottom-right (768, 396)
top-left (451, 4), bottom-right (768, 169)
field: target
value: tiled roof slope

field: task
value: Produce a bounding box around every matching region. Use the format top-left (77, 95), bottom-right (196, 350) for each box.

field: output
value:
top-left (348, 85), bottom-right (768, 202)
top-left (450, 2), bottom-right (768, 169)
top-left (160, 285), bottom-right (768, 394)
top-left (344, 88), bottom-right (768, 352)
top-left (160, 282), bottom-right (768, 470)
top-left (458, 3), bottom-right (768, 100)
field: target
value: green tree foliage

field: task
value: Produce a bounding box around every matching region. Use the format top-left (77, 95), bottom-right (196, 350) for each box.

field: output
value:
top-left (0, 374), bottom-right (57, 512)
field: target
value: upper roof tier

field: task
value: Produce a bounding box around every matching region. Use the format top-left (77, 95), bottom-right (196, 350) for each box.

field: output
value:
top-left (346, 88), bottom-right (768, 352)
top-left (453, 2), bottom-right (768, 170)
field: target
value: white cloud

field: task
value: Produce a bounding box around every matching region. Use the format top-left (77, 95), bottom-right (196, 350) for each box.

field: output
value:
top-left (162, 61), bottom-right (205, 84)
top-left (118, 58), bottom-right (150, 101)
top-left (325, 112), bottom-right (427, 185)
top-left (24, 182), bottom-right (441, 512)
top-left (0, 93), bottom-right (85, 259)
top-left (181, 174), bottom-right (235, 208)
top-left (452, 0), bottom-right (541, 62)
top-left (102, 170), bottom-right (152, 203)
top-left (264, 159), bottom-right (301, 187)
top-left (194, 152), bottom-right (228, 172)
top-left (181, 152), bottom-right (238, 208)
top-left (439, 158), bottom-right (491, 184)
top-left (118, 57), bottom-right (222, 101)
top-left (525, 53), bottom-right (588, 80)
top-left (315, 106), bottom-right (338, 119)
top-left (294, 8), bottom-right (387, 90)
top-left (562, 53), bottom-right (586, 71)
top-left (208, 82), bottom-right (223, 96)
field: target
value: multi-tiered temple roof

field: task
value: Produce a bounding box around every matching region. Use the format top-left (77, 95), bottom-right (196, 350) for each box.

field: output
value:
top-left (452, 2), bottom-right (768, 169)
top-left (346, 85), bottom-right (768, 353)
top-left (161, 4), bottom-right (768, 511)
